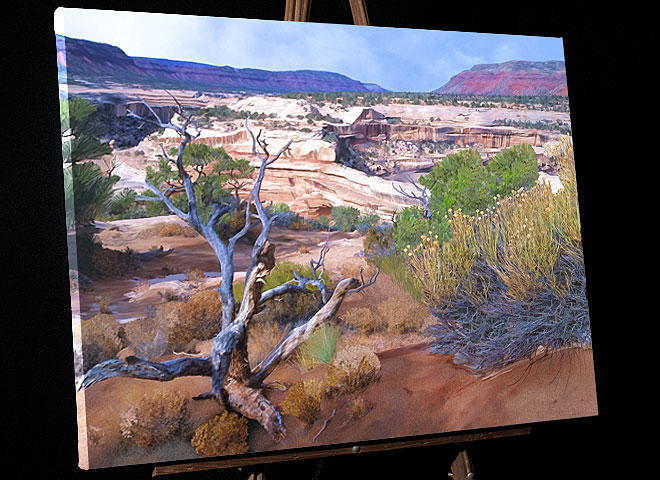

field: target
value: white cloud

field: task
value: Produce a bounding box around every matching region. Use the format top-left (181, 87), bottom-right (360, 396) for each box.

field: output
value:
top-left (491, 42), bottom-right (521, 63)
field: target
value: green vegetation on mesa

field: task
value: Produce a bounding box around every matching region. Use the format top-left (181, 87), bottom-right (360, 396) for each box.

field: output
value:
top-left (192, 105), bottom-right (344, 128)
top-left (279, 91), bottom-right (570, 112)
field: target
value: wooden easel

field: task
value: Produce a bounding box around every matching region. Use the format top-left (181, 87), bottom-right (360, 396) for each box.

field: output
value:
top-left (148, 2), bottom-right (531, 478)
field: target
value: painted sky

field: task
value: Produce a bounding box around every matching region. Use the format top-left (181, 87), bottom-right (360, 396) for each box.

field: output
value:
top-left (54, 8), bottom-right (565, 92)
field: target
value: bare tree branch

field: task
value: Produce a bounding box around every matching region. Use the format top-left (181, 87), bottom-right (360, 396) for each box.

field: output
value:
top-left (144, 176), bottom-right (189, 220)
top-left (77, 102), bottom-right (380, 443)
top-left (78, 355), bottom-right (211, 391)
top-left (393, 174), bottom-right (433, 219)
top-left (249, 277), bottom-right (360, 386)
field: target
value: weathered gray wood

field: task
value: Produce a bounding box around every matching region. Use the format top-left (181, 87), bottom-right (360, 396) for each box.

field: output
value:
top-left (249, 277), bottom-right (360, 386)
top-left (78, 355), bottom-right (212, 390)
top-left (79, 101), bottom-right (377, 442)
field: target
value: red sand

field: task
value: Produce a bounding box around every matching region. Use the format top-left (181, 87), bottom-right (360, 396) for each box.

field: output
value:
top-left (76, 217), bottom-right (598, 469)
top-left (80, 343), bottom-right (597, 468)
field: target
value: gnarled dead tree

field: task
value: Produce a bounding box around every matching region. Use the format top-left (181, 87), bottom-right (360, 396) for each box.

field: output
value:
top-left (393, 174), bottom-right (433, 219)
top-left (78, 97), bottom-right (378, 440)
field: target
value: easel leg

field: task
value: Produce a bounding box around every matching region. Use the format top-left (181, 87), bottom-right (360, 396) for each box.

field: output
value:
top-left (450, 450), bottom-right (474, 480)
top-left (240, 466), bottom-right (264, 480)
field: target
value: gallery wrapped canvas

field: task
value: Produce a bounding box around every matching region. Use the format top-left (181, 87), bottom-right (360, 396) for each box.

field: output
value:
top-left (56, 8), bottom-right (597, 469)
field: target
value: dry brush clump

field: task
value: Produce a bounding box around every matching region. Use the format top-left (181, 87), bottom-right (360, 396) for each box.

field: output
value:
top-left (139, 222), bottom-right (199, 238)
top-left (119, 390), bottom-right (191, 447)
top-left (191, 411), bottom-right (248, 457)
top-left (121, 316), bottom-right (168, 360)
top-left (341, 306), bottom-right (384, 336)
top-left (81, 313), bottom-right (123, 371)
top-left (280, 379), bottom-right (323, 424)
top-left (347, 395), bottom-right (372, 420)
top-left (325, 344), bottom-right (381, 397)
top-left (342, 299), bottom-right (427, 336)
top-left (412, 137), bottom-right (591, 374)
top-left (184, 266), bottom-right (206, 283)
top-left (91, 245), bottom-right (141, 278)
top-left (96, 296), bottom-right (112, 314)
top-left (157, 289), bottom-right (223, 345)
top-left (376, 298), bottom-right (427, 335)
top-left (247, 319), bottom-right (291, 368)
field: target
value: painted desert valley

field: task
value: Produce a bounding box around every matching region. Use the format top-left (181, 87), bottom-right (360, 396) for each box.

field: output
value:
top-left (57, 24), bottom-right (597, 469)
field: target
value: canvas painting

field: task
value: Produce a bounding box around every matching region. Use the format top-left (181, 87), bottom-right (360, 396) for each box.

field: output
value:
top-left (56, 8), bottom-right (598, 469)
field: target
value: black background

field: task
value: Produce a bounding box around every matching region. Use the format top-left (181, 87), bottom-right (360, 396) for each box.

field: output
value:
top-left (7, 1), bottom-right (649, 478)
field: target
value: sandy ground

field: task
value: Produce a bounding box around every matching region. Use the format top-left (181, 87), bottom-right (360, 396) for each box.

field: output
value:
top-left (79, 341), bottom-right (596, 469)
top-left (79, 216), bottom-right (365, 321)
top-left (76, 215), bottom-right (597, 469)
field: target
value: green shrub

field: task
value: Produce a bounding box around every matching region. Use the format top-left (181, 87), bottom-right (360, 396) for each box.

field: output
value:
top-left (270, 202), bottom-right (290, 213)
top-left (393, 207), bottom-right (449, 253)
top-left (119, 390), bottom-right (190, 447)
top-left (486, 143), bottom-right (539, 196)
top-left (392, 146), bottom-right (539, 253)
top-left (331, 206), bottom-right (360, 232)
top-left (422, 149), bottom-right (492, 217)
top-left (107, 188), bottom-right (138, 216)
top-left (191, 411), bottom-right (248, 457)
top-left (296, 323), bottom-right (339, 370)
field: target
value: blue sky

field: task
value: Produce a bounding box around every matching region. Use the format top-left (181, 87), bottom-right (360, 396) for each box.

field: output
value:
top-left (54, 8), bottom-right (565, 92)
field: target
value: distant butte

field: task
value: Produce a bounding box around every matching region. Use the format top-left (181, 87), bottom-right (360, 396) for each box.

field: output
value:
top-left (433, 60), bottom-right (568, 96)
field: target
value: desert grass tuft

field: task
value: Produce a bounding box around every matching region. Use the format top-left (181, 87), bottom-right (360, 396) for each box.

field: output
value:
top-left (295, 323), bottom-right (340, 370)
top-left (281, 379), bottom-right (323, 424)
top-left (81, 313), bottom-right (123, 371)
top-left (325, 344), bottom-right (381, 397)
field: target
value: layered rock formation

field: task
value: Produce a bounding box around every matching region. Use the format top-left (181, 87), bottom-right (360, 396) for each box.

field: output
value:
top-left (433, 60), bottom-right (568, 96)
top-left (327, 108), bottom-right (553, 148)
top-left (147, 132), bottom-right (417, 220)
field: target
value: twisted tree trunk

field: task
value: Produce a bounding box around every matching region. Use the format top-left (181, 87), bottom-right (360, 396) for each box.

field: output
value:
top-left (79, 101), bottom-right (378, 441)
